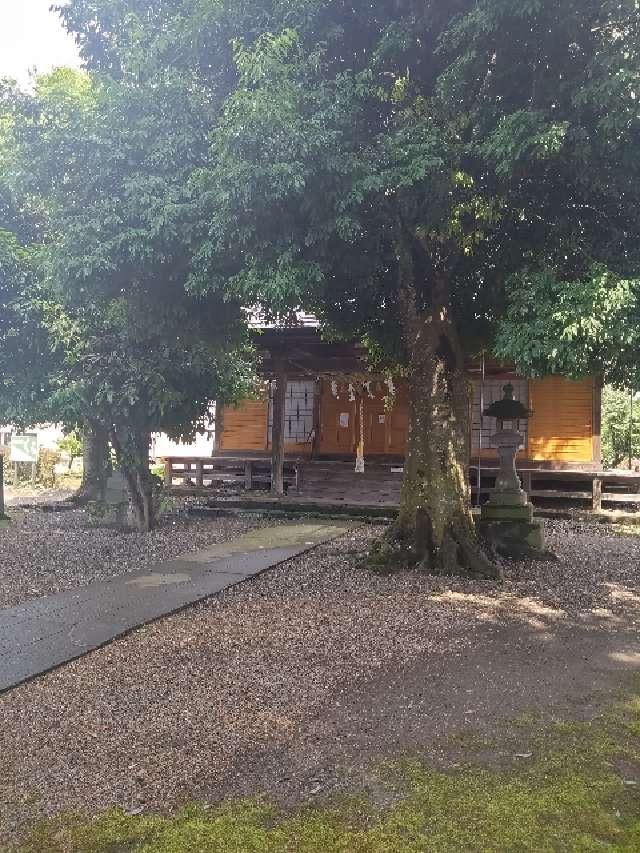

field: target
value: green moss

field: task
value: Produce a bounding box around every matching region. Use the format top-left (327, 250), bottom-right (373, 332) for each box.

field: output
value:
top-left (15, 693), bottom-right (640, 853)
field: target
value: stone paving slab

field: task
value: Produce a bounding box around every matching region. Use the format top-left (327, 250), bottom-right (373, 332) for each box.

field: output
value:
top-left (0, 520), bottom-right (352, 693)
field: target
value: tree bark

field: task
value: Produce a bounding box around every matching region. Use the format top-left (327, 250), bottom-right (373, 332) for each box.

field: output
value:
top-left (371, 253), bottom-right (500, 579)
top-left (271, 359), bottom-right (287, 496)
top-left (75, 421), bottom-right (110, 504)
top-left (109, 426), bottom-right (156, 532)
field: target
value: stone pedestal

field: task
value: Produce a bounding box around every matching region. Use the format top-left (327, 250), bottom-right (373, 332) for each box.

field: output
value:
top-left (90, 468), bottom-right (135, 527)
top-left (479, 428), bottom-right (545, 557)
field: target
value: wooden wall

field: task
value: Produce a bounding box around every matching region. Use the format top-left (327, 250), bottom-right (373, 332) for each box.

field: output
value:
top-left (219, 393), bottom-right (314, 455)
top-left (387, 383), bottom-right (410, 455)
top-left (218, 398), bottom-right (268, 452)
top-left (527, 376), bottom-right (595, 463)
top-left (219, 375), bottom-right (598, 465)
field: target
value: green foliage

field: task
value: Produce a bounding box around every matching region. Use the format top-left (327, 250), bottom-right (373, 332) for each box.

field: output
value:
top-left (602, 386), bottom-right (640, 469)
top-left (57, 431), bottom-right (83, 466)
top-left (0, 230), bottom-right (54, 426)
top-left (179, 0), bottom-right (640, 374)
top-left (17, 688), bottom-right (640, 852)
top-left (10, 65), bottom-right (254, 438)
top-left (1, 64), bottom-right (255, 527)
top-left (0, 79), bottom-right (78, 427)
top-left (22, 0), bottom-right (640, 533)
top-left (495, 268), bottom-right (640, 386)
top-left (149, 462), bottom-right (165, 480)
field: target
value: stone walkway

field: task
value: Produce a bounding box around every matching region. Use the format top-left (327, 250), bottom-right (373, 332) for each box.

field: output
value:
top-left (0, 520), bottom-right (352, 693)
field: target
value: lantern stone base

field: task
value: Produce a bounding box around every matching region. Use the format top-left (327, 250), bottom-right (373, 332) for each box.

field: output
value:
top-left (481, 501), bottom-right (533, 522)
top-left (478, 502), bottom-right (545, 558)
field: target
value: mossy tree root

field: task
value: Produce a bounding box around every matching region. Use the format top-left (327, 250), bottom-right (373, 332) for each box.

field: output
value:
top-left (368, 518), bottom-right (501, 580)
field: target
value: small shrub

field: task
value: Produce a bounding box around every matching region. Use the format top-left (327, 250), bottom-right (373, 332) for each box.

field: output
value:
top-left (149, 463), bottom-right (165, 480)
top-left (37, 449), bottom-right (61, 488)
top-left (57, 431), bottom-right (84, 470)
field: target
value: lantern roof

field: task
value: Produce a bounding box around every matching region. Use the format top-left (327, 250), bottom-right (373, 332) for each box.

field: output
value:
top-left (483, 383), bottom-right (532, 421)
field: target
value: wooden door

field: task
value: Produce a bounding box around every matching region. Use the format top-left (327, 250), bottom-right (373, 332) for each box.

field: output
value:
top-left (318, 381), bottom-right (356, 454)
top-left (363, 383), bottom-right (388, 454)
top-left (528, 376), bottom-right (594, 462)
top-left (387, 381), bottom-right (409, 455)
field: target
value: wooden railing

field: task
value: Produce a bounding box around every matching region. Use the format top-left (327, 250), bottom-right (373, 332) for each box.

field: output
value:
top-left (162, 456), bottom-right (640, 510)
top-left (162, 456), bottom-right (303, 494)
top-left (470, 466), bottom-right (640, 511)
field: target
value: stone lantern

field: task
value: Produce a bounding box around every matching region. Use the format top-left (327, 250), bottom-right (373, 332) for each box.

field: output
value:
top-left (478, 383), bottom-right (545, 556)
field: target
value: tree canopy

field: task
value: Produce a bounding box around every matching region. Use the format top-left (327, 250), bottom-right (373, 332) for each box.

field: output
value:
top-left (0, 81), bottom-right (56, 427)
top-left (4, 0), bottom-right (639, 557)
top-left (0, 66), bottom-right (253, 527)
top-left (58, 2), bottom-right (640, 373)
top-left (190, 0), bottom-right (640, 571)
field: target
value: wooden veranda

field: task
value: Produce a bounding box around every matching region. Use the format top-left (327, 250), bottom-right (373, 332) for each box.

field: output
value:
top-left (163, 456), bottom-right (640, 512)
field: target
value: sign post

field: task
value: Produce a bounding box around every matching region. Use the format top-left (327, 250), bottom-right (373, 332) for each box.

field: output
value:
top-left (10, 434), bottom-right (39, 486)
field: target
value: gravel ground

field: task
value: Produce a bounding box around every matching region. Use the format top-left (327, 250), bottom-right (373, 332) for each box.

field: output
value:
top-left (4, 483), bottom-right (80, 507)
top-left (0, 509), bottom-right (282, 608)
top-left (1, 516), bottom-right (640, 842)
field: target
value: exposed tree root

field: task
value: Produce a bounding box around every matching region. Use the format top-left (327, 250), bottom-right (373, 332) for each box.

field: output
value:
top-left (62, 490), bottom-right (92, 507)
top-left (368, 518), bottom-right (502, 580)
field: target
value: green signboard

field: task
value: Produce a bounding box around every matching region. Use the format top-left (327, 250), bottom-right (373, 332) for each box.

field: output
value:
top-left (10, 434), bottom-right (38, 464)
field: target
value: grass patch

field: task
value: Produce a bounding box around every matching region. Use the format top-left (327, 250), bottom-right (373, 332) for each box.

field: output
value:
top-left (15, 692), bottom-right (640, 853)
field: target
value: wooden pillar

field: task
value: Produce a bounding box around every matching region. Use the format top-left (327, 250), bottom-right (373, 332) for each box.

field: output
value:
top-left (164, 458), bottom-right (173, 488)
top-left (244, 460), bottom-right (253, 490)
top-left (311, 379), bottom-right (321, 458)
top-left (592, 376), bottom-right (602, 467)
top-left (214, 401), bottom-right (224, 454)
top-left (271, 359), bottom-right (287, 495)
top-left (355, 393), bottom-right (365, 472)
top-left (592, 477), bottom-right (602, 512)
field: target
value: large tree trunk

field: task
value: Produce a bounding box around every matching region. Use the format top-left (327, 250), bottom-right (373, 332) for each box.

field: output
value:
top-left (109, 427), bottom-right (156, 532)
top-left (75, 421), bottom-right (110, 504)
top-left (371, 262), bottom-right (500, 579)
